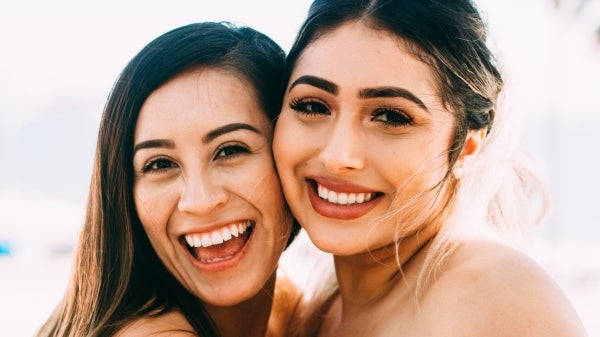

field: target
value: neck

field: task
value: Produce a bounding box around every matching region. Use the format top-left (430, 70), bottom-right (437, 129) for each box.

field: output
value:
top-left (205, 272), bottom-right (276, 337)
top-left (333, 225), bottom-right (436, 317)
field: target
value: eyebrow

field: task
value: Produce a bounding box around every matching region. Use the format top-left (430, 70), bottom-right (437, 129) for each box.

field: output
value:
top-left (359, 87), bottom-right (428, 111)
top-left (289, 75), bottom-right (428, 112)
top-left (288, 75), bottom-right (338, 95)
top-left (203, 123), bottom-right (262, 143)
top-left (133, 139), bottom-right (174, 154)
top-left (133, 123), bottom-right (262, 155)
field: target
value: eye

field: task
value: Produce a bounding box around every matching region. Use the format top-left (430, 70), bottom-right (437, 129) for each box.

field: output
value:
top-left (289, 97), bottom-right (330, 117)
top-left (142, 157), bottom-right (178, 174)
top-left (372, 107), bottom-right (413, 127)
top-left (214, 143), bottom-right (251, 160)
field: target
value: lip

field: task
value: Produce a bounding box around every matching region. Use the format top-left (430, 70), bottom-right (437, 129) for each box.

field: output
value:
top-left (180, 220), bottom-right (255, 273)
top-left (306, 177), bottom-right (382, 220)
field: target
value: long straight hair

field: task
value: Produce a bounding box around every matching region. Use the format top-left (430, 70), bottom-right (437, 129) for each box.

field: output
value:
top-left (37, 21), bottom-right (293, 337)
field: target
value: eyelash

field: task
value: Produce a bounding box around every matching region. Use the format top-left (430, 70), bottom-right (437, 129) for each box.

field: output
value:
top-left (138, 143), bottom-right (251, 175)
top-left (372, 106), bottom-right (414, 127)
top-left (290, 97), bottom-right (414, 128)
top-left (289, 97), bottom-right (330, 116)
top-left (142, 157), bottom-right (177, 174)
top-left (214, 143), bottom-right (251, 160)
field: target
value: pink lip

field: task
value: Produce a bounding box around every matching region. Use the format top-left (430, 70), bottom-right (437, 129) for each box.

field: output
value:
top-left (181, 226), bottom-right (254, 273)
top-left (306, 178), bottom-right (382, 220)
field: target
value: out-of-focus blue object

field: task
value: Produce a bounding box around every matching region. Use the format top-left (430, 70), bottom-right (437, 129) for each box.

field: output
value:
top-left (0, 239), bottom-right (12, 256)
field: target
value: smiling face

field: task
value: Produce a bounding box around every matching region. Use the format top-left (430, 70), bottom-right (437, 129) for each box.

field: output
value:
top-left (273, 22), bottom-right (457, 256)
top-left (133, 68), bottom-right (291, 306)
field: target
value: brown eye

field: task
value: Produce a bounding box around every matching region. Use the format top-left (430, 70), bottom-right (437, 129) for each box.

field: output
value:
top-left (372, 108), bottom-right (413, 127)
top-left (142, 158), bottom-right (177, 173)
top-left (214, 144), bottom-right (250, 160)
top-left (289, 98), bottom-right (330, 116)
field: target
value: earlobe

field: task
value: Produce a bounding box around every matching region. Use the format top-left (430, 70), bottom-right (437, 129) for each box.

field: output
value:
top-left (454, 128), bottom-right (486, 177)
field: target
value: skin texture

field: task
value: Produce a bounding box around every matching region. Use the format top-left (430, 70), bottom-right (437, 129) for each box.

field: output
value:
top-left (275, 22), bottom-right (461, 257)
top-left (273, 22), bottom-right (587, 337)
top-left (131, 68), bottom-right (292, 336)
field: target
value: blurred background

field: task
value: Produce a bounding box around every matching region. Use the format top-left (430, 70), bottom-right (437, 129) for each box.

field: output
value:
top-left (1, 0), bottom-right (599, 336)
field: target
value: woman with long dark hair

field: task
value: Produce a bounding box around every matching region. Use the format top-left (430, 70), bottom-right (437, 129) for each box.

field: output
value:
top-left (274, 1), bottom-right (587, 336)
top-left (38, 21), bottom-right (300, 337)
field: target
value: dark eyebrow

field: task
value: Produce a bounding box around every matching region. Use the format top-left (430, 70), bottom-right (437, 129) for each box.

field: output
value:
top-left (133, 139), bottom-right (174, 155)
top-left (203, 122), bottom-right (262, 143)
top-left (288, 75), bottom-right (338, 95)
top-left (133, 123), bottom-right (261, 155)
top-left (359, 87), bottom-right (429, 111)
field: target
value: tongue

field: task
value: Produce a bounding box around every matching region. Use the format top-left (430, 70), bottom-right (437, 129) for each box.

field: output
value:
top-left (193, 233), bottom-right (248, 262)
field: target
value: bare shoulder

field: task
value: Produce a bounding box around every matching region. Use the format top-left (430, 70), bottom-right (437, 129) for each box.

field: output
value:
top-left (421, 239), bottom-right (587, 337)
top-left (114, 309), bottom-right (197, 337)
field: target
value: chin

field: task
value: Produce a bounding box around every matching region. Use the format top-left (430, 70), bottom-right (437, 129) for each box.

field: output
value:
top-left (200, 284), bottom-right (261, 307)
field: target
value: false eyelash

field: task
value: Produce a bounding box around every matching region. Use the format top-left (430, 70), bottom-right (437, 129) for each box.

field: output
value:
top-left (372, 106), bottom-right (414, 127)
top-left (288, 97), bottom-right (329, 116)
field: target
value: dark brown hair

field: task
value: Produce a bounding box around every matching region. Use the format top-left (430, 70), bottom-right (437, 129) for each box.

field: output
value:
top-left (38, 21), bottom-right (297, 337)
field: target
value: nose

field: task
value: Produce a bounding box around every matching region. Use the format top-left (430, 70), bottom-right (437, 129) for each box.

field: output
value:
top-left (177, 172), bottom-right (228, 215)
top-left (318, 119), bottom-right (365, 174)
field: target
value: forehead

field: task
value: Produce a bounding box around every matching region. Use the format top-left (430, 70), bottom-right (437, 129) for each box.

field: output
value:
top-left (136, 68), bottom-right (268, 139)
top-left (291, 22), bottom-right (438, 98)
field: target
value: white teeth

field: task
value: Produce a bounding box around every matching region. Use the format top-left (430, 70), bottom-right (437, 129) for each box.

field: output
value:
top-left (184, 221), bottom-right (251, 248)
top-left (221, 227), bottom-right (232, 241)
top-left (327, 190), bottom-right (338, 203)
top-left (185, 235), bottom-right (194, 247)
top-left (201, 234), bottom-right (212, 247)
top-left (211, 232), bottom-right (223, 245)
top-left (230, 224), bottom-right (239, 237)
top-left (317, 183), bottom-right (374, 205)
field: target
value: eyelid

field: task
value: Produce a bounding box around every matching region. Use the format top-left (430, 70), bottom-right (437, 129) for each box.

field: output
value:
top-left (213, 142), bottom-right (252, 160)
top-left (140, 156), bottom-right (178, 174)
top-left (371, 106), bottom-right (414, 127)
top-left (288, 96), bottom-right (330, 116)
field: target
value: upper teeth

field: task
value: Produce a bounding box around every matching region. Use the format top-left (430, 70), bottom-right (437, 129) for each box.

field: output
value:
top-left (317, 184), bottom-right (374, 205)
top-left (184, 221), bottom-right (251, 248)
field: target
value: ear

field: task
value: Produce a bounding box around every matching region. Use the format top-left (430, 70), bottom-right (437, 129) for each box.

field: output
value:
top-left (453, 128), bottom-right (486, 179)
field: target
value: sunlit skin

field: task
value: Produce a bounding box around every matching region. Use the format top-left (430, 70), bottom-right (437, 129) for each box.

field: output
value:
top-left (273, 22), bottom-right (583, 337)
top-left (274, 22), bottom-right (458, 259)
top-left (273, 22), bottom-right (461, 334)
top-left (133, 68), bottom-right (291, 336)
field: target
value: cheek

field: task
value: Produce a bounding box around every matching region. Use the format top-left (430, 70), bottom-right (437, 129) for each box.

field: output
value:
top-left (273, 113), bottom-right (304, 170)
top-left (251, 166), bottom-right (288, 227)
top-left (236, 155), bottom-right (292, 242)
top-left (133, 183), bottom-right (173, 239)
top-left (375, 136), bottom-right (450, 192)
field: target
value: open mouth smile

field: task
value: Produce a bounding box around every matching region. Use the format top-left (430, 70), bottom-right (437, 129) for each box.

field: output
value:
top-left (182, 220), bottom-right (254, 264)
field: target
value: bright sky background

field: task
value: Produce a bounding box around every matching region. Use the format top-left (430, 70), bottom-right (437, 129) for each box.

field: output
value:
top-left (1, 1), bottom-right (599, 336)
top-left (1, 0), bottom-right (599, 249)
